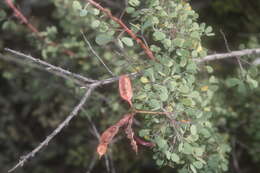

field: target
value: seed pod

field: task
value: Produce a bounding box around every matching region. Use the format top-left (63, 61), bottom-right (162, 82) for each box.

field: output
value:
top-left (134, 135), bottom-right (155, 148)
top-left (96, 113), bottom-right (134, 158)
top-left (125, 114), bottom-right (138, 153)
top-left (119, 75), bottom-right (133, 107)
top-left (97, 125), bottom-right (119, 158)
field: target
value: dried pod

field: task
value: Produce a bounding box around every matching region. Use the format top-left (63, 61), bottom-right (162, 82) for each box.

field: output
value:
top-left (119, 75), bottom-right (133, 107)
top-left (96, 125), bottom-right (119, 158)
top-left (96, 113), bottom-right (134, 158)
top-left (97, 143), bottom-right (108, 158)
top-left (125, 115), bottom-right (138, 153)
top-left (134, 135), bottom-right (155, 148)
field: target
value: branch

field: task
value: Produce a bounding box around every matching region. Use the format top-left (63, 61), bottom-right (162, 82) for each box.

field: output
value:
top-left (196, 48), bottom-right (260, 63)
top-left (96, 72), bottom-right (139, 86)
top-left (81, 31), bottom-right (115, 76)
top-left (5, 0), bottom-right (41, 37)
top-left (2, 48), bottom-right (140, 172)
top-left (4, 48), bottom-right (97, 85)
top-left (87, 0), bottom-right (155, 60)
top-left (4, 0), bottom-right (75, 56)
top-left (8, 87), bottom-right (95, 172)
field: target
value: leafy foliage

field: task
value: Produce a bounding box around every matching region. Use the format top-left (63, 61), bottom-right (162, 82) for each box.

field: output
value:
top-left (1, 0), bottom-right (260, 173)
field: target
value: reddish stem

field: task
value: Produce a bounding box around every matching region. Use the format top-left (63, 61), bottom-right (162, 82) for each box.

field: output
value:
top-left (5, 0), bottom-right (41, 37)
top-left (87, 0), bottom-right (156, 60)
top-left (5, 0), bottom-right (75, 57)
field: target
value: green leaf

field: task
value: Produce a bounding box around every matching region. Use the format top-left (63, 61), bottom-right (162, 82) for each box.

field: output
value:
top-left (155, 85), bottom-right (168, 101)
top-left (179, 85), bottom-right (189, 93)
top-left (150, 45), bottom-right (161, 53)
top-left (139, 129), bottom-right (150, 137)
top-left (91, 20), bottom-right (100, 28)
top-left (149, 99), bottom-right (161, 110)
top-left (163, 39), bottom-right (172, 48)
top-left (193, 161), bottom-right (203, 169)
top-left (178, 142), bottom-right (184, 152)
top-left (199, 128), bottom-right (210, 138)
top-left (180, 58), bottom-right (187, 67)
top-left (90, 8), bottom-right (100, 15)
top-left (171, 153), bottom-right (180, 163)
top-left (126, 7), bottom-right (135, 14)
top-left (186, 63), bottom-right (197, 73)
top-left (238, 82), bottom-right (246, 94)
top-left (249, 66), bottom-right (258, 77)
top-left (72, 1), bottom-right (82, 10)
top-left (191, 50), bottom-right (198, 58)
top-left (155, 137), bottom-right (167, 149)
top-left (191, 31), bottom-right (200, 39)
top-left (190, 164), bottom-right (197, 173)
top-left (79, 9), bottom-right (88, 16)
top-left (190, 125), bottom-right (197, 135)
top-left (206, 65), bottom-right (214, 73)
top-left (0, 11), bottom-right (6, 21)
top-left (156, 159), bottom-right (164, 166)
top-left (129, 0), bottom-right (140, 7)
top-left (205, 26), bottom-right (213, 33)
top-left (121, 37), bottom-right (134, 47)
top-left (246, 75), bottom-right (258, 88)
top-left (153, 31), bottom-right (166, 41)
top-left (209, 76), bottom-right (218, 83)
top-left (173, 38), bottom-right (184, 47)
top-left (95, 34), bottom-right (113, 45)
top-left (194, 147), bottom-right (204, 156)
top-left (181, 98), bottom-right (193, 106)
top-left (144, 68), bottom-right (155, 82)
top-left (225, 78), bottom-right (240, 87)
top-left (182, 143), bottom-right (193, 154)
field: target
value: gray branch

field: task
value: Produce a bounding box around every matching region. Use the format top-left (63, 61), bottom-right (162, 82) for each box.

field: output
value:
top-left (4, 48), bottom-right (98, 85)
top-left (8, 86), bottom-right (95, 172)
top-left (1, 48), bottom-right (139, 172)
top-left (196, 48), bottom-right (260, 63)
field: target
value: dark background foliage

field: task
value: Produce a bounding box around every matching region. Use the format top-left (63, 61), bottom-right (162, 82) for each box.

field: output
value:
top-left (0, 0), bottom-right (259, 172)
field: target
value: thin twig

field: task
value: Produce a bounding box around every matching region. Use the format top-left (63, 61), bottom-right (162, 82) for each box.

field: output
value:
top-left (196, 48), bottom-right (260, 63)
top-left (220, 30), bottom-right (245, 71)
top-left (96, 72), bottom-right (140, 86)
top-left (81, 31), bottom-right (115, 76)
top-left (86, 154), bottom-right (98, 173)
top-left (84, 110), bottom-right (111, 173)
top-left (8, 87), bottom-right (95, 172)
top-left (231, 137), bottom-right (242, 173)
top-left (87, 0), bottom-right (155, 60)
top-left (4, 48), bottom-right (97, 85)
